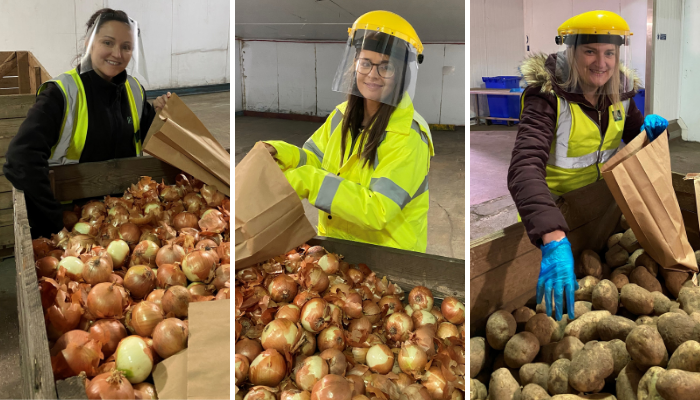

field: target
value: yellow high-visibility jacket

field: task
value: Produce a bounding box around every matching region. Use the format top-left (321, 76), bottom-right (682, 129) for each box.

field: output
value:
top-left (266, 96), bottom-right (434, 252)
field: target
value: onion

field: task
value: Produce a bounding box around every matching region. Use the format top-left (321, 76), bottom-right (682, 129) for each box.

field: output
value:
top-left (295, 355), bottom-right (329, 391)
top-left (160, 185), bottom-right (182, 202)
top-left (87, 283), bottom-right (126, 318)
top-left (89, 319), bottom-right (127, 359)
top-left (268, 274), bottom-right (298, 303)
top-left (110, 273), bottom-right (124, 286)
top-left (235, 337), bottom-right (263, 362)
top-left (408, 286), bottom-right (433, 311)
top-left (401, 384), bottom-right (432, 400)
top-left (123, 266), bottom-right (157, 299)
top-left (235, 353), bottom-right (250, 384)
top-left (119, 223), bottom-right (141, 245)
top-left (249, 349), bottom-right (287, 387)
top-left (347, 375), bottom-right (365, 396)
top-left (83, 253), bottom-right (113, 285)
top-left (305, 267), bottom-right (329, 293)
top-left (50, 249), bottom-right (65, 259)
top-left (33, 238), bottom-right (56, 259)
top-left (156, 263), bottom-right (187, 289)
top-left (310, 374), bottom-right (353, 400)
top-left (155, 243), bottom-right (185, 268)
top-left (133, 382), bottom-right (158, 400)
top-left (181, 250), bottom-right (217, 283)
top-left (294, 291), bottom-right (319, 308)
top-left (244, 388), bottom-right (276, 400)
top-left (63, 211), bottom-right (80, 231)
top-left (115, 335), bottom-right (154, 384)
top-left (82, 201), bottom-right (107, 220)
top-left (129, 301), bottom-right (164, 337)
top-left (366, 344), bottom-right (394, 374)
top-left (398, 343), bottom-right (428, 377)
top-left (300, 298), bottom-right (331, 333)
top-left (348, 316), bottom-right (372, 344)
top-left (196, 239), bottom-right (221, 263)
top-left (430, 307), bottom-right (445, 324)
top-left (96, 361), bottom-right (116, 375)
top-left (162, 286), bottom-right (191, 318)
top-left (319, 348), bottom-right (347, 376)
top-left (276, 304), bottom-right (301, 323)
top-left (421, 367), bottom-right (448, 399)
top-left (412, 310), bottom-right (438, 331)
top-left (441, 297), bottom-right (465, 325)
top-left (347, 268), bottom-right (364, 286)
top-left (174, 212), bottom-right (199, 231)
top-left (59, 256), bottom-right (85, 281)
top-left (328, 304), bottom-right (343, 327)
top-left (130, 241), bottom-right (160, 268)
top-left (152, 318), bottom-right (188, 359)
top-left (317, 254), bottom-right (339, 275)
top-left (281, 390), bottom-right (312, 400)
top-left (183, 193), bottom-right (205, 213)
top-left (218, 242), bottom-right (231, 264)
top-left (378, 295), bottom-right (403, 315)
top-left (86, 369), bottom-right (134, 399)
top-left (211, 264), bottom-right (230, 291)
top-left (186, 282), bottom-right (211, 297)
top-left (107, 239), bottom-right (130, 268)
top-left (50, 330), bottom-right (103, 379)
top-left (298, 330), bottom-right (317, 357)
top-left (36, 256), bottom-right (59, 278)
top-left (46, 289), bottom-right (82, 335)
top-left (412, 327), bottom-right (437, 357)
top-left (385, 312), bottom-right (414, 343)
top-left (146, 289), bottom-right (165, 308)
top-left (351, 395), bottom-right (370, 400)
top-left (198, 209), bottom-right (227, 233)
top-left (362, 300), bottom-right (381, 325)
top-left (317, 326), bottom-right (346, 352)
top-left (201, 185), bottom-right (225, 207)
top-left (216, 288), bottom-right (230, 300)
top-left (405, 304), bottom-right (414, 317)
top-left (351, 347), bottom-right (369, 365)
top-left (261, 318), bottom-right (299, 353)
top-left (304, 246), bottom-right (326, 263)
top-left (73, 221), bottom-right (93, 236)
top-left (437, 322), bottom-right (459, 340)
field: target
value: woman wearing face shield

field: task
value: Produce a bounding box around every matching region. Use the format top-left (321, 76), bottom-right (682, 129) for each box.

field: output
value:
top-left (264, 10), bottom-right (434, 253)
top-left (508, 10), bottom-right (669, 321)
top-left (4, 8), bottom-right (170, 239)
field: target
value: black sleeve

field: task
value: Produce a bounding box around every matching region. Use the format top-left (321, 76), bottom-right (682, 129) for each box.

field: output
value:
top-left (3, 83), bottom-right (65, 239)
top-left (139, 85), bottom-right (157, 143)
top-left (622, 97), bottom-right (645, 144)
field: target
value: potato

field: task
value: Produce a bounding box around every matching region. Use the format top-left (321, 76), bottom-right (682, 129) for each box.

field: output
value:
top-left (651, 291), bottom-right (673, 315)
top-left (656, 369), bottom-right (700, 400)
top-left (619, 228), bottom-right (642, 253)
top-left (620, 214), bottom-right (630, 230)
top-left (691, 312), bottom-right (700, 325)
top-left (568, 341), bottom-right (614, 393)
top-left (605, 244), bottom-right (629, 268)
top-left (548, 358), bottom-right (576, 395)
top-left (635, 315), bottom-right (658, 326)
top-left (637, 366), bottom-right (664, 400)
top-left (513, 306), bottom-right (536, 332)
top-left (607, 233), bottom-right (624, 250)
top-left (616, 361), bottom-right (645, 400)
top-left (695, 250), bottom-right (700, 266)
top-left (489, 368), bottom-right (521, 400)
top-left (525, 314), bottom-right (558, 346)
top-left (551, 316), bottom-right (568, 343)
top-left (615, 263), bottom-right (636, 276)
top-left (626, 325), bottom-right (668, 368)
top-left (550, 395), bottom-right (616, 400)
top-left (597, 315), bottom-right (636, 341)
top-left (520, 363), bottom-right (550, 390)
top-left (576, 250), bottom-right (603, 279)
top-left (564, 310), bottom-right (611, 343)
top-left (634, 253), bottom-right (658, 277)
top-left (469, 378), bottom-right (487, 400)
top-left (669, 302), bottom-right (681, 312)
top-left (486, 310), bottom-right (517, 350)
top-left (611, 273), bottom-right (629, 291)
top-left (657, 312), bottom-right (698, 354)
top-left (620, 284), bottom-right (654, 315)
top-left (660, 268), bottom-right (691, 298)
top-left (470, 337), bottom-right (489, 378)
top-left (536, 342), bottom-right (559, 365)
top-left (575, 276), bottom-right (600, 302)
top-left (628, 249), bottom-right (645, 267)
top-left (536, 299), bottom-right (547, 314)
top-left (671, 308), bottom-right (688, 315)
top-left (604, 339), bottom-right (631, 380)
top-left (521, 383), bottom-right (550, 400)
top-left (574, 301), bottom-right (592, 318)
top-left (505, 331), bottom-right (540, 368)
top-left (629, 266), bottom-right (663, 293)
top-left (591, 279), bottom-right (618, 314)
top-left (554, 336), bottom-right (584, 361)
top-left (667, 340), bottom-right (700, 372)
top-left (678, 286), bottom-right (700, 315)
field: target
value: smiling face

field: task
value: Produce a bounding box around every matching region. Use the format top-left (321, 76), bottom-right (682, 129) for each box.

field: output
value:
top-left (89, 20), bottom-right (134, 81)
top-left (355, 50), bottom-right (398, 103)
top-left (574, 43), bottom-right (617, 91)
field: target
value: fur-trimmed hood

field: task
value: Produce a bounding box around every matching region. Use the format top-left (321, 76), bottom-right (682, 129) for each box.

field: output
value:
top-left (519, 52), bottom-right (642, 101)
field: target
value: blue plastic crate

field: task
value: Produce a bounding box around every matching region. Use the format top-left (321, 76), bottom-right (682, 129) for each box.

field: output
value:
top-left (482, 76), bottom-right (522, 125)
top-left (633, 89), bottom-right (645, 117)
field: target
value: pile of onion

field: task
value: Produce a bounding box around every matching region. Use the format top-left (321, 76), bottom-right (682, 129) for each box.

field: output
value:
top-left (33, 173), bottom-right (230, 398)
top-left (235, 244), bottom-right (466, 400)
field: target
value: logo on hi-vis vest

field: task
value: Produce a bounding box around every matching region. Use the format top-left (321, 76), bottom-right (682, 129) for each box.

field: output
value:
top-left (127, 116), bottom-right (132, 125)
top-left (613, 110), bottom-right (623, 121)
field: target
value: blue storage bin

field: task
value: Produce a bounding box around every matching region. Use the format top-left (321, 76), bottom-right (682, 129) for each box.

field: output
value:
top-left (482, 76), bottom-right (522, 125)
top-left (633, 89), bottom-right (645, 117)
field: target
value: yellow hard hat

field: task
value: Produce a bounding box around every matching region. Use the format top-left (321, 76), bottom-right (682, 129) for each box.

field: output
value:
top-left (555, 10), bottom-right (632, 45)
top-left (348, 10), bottom-right (423, 55)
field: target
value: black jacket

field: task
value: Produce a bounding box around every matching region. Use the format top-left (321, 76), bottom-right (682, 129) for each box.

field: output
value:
top-left (3, 67), bottom-right (156, 239)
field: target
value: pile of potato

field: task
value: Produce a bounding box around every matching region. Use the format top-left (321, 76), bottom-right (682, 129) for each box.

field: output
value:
top-left (470, 215), bottom-right (700, 400)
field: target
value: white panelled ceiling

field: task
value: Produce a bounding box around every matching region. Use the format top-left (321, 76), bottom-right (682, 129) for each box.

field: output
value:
top-left (235, 0), bottom-right (465, 43)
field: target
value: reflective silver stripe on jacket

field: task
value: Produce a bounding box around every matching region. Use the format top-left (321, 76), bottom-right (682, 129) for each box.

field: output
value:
top-left (330, 108), bottom-right (343, 135)
top-left (296, 147), bottom-right (307, 168)
top-left (316, 173), bottom-right (342, 214)
top-left (127, 76), bottom-right (143, 122)
top-left (48, 73), bottom-right (81, 166)
top-left (548, 98), bottom-right (629, 169)
top-left (372, 120), bottom-right (427, 170)
top-left (303, 139), bottom-right (324, 164)
top-left (370, 175), bottom-right (429, 210)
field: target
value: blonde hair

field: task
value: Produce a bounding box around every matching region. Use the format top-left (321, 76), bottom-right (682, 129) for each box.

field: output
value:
top-left (561, 45), bottom-right (623, 113)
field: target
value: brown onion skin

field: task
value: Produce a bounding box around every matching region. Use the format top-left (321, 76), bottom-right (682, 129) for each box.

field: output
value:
top-left (378, 295), bottom-right (404, 315)
top-left (249, 349), bottom-right (287, 387)
top-left (317, 326), bottom-right (346, 352)
top-left (408, 286), bottom-right (434, 311)
top-left (440, 297), bottom-right (465, 325)
top-left (152, 318), bottom-right (188, 359)
top-left (260, 318), bottom-right (299, 353)
top-left (132, 382), bottom-right (157, 400)
top-left (362, 300), bottom-right (381, 325)
top-left (385, 312), bottom-right (414, 343)
top-left (36, 256), bottom-right (59, 279)
top-left (319, 348), bottom-right (347, 376)
top-left (89, 319), bottom-right (127, 358)
top-left (275, 304), bottom-right (301, 323)
top-left (174, 212), bottom-right (199, 231)
top-left (155, 243), bottom-right (185, 268)
top-left (156, 263), bottom-right (187, 289)
top-left (298, 330), bottom-right (317, 357)
top-left (218, 242), bottom-right (231, 264)
top-left (347, 375), bottom-right (365, 396)
top-left (123, 266), bottom-right (157, 300)
top-left (294, 291), bottom-right (320, 308)
top-left (235, 337), bottom-right (263, 362)
top-left (145, 289), bottom-right (165, 308)
top-left (300, 298), bottom-right (331, 333)
top-left (212, 264), bottom-right (231, 290)
top-left (130, 301), bottom-right (165, 338)
top-left (310, 374), bottom-right (353, 400)
top-left (268, 274), bottom-right (298, 303)
top-left (235, 353), bottom-right (249, 384)
top-left (161, 286), bottom-right (191, 318)
top-left (86, 369), bottom-right (134, 400)
top-left (87, 283), bottom-right (126, 319)
top-left (119, 223), bottom-right (141, 245)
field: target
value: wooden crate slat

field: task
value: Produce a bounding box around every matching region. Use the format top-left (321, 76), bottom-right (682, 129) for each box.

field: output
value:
top-left (0, 175), bottom-right (13, 192)
top-left (0, 207), bottom-right (14, 227)
top-left (0, 192), bottom-right (12, 209)
top-left (28, 52), bottom-right (51, 85)
top-left (0, 224), bottom-right (14, 246)
top-left (0, 87), bottom-right (20, 95)
top-left (0, 94), bottom-right (34, 119)
top-left (0, 76), bottom-right (18, 88)
top-left (17, 52), bottom-right (30, 94)
top-left (0, 52), bottom-right (17, 78)
top-left (12, 188), bottom-right (56, 399)
top-left (0, 117), bottom-right (24, 138)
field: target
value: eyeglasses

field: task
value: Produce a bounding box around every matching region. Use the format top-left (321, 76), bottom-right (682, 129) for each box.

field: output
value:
top-left (356, 58), bottom-right (396, 78)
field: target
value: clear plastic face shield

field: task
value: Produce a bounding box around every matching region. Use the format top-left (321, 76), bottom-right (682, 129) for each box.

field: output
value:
top-left (332, 29), bottom-right (419, 108)
top-left (80, 13), bottom-right (148, 83)
top-left (554, 33), bottom-right (632, 95)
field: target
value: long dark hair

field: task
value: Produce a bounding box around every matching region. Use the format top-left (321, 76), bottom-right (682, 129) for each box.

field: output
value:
top-left (73, 8), bottom-right (132, 67)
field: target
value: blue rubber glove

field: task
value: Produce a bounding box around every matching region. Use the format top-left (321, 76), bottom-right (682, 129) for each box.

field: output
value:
top-left (641, 114), bottom-right (668, 142)
top-left (537, 237), bottom-right (579, 321)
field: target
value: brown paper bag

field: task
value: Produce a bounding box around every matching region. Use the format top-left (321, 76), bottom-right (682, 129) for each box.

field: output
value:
top-left (143, 93), bottom-right (230, 196)
top-left (601, 131), bottom-right (698, 272)
top-left (187, 300), bottom-right (230, 399)
top-left (235, 142), bottom-right (317, 270)
top-left (152, 349), bottom-right (188, 399)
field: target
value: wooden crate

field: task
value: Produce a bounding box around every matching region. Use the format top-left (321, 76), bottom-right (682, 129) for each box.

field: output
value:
top-left (469, 172), bottom-right (700, 336)
top-left (0, 51), bottom-right (52, 252)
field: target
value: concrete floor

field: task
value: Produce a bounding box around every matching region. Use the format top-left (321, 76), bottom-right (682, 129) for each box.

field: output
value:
top-left (0, 91), bottom-right (230, 399)
top-left (470, 124), bottom-right (700, 242)
top-left (235, 116), bottom-right (466, 259)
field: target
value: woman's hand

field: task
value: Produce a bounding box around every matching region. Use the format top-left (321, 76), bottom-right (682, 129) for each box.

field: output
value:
top-left (153, 92), bottom-right (172, 111)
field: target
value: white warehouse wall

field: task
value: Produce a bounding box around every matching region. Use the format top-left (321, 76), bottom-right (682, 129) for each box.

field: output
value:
top-left (0, 0), bottom-right (230, 90)
top-left (239, 40), bottom-right (465, 125)
top-left (680, 0), bottom-right (700, 141)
